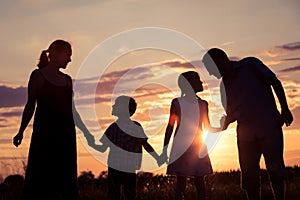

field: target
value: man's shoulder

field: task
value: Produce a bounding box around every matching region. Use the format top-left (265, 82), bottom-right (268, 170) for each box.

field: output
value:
top-left (239, 57), bottom-right (263, 66)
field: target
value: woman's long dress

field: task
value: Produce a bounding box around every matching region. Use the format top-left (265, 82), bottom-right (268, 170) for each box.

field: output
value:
top-left (22, 70), bottom-right (77, 199)
top-left (167, 97), bottom-right (213, 176)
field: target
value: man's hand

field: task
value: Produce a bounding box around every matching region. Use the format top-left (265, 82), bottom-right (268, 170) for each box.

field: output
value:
top-left (13, 132), bottom-right (23, 147)
top-left (220, 115), bottom-right (229, 131)
top-left (281, 108), bottom-right (293, 127)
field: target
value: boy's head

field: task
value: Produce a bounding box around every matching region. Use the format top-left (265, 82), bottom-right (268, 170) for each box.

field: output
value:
top-left (112, 95), bottom-right (137, 117)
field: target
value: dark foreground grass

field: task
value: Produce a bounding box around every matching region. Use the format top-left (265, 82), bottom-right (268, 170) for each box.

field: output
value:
top-left (0, 166), bottom-right (300, 200)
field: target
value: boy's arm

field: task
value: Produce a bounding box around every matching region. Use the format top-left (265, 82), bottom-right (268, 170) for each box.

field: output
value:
top-left (143, 140), bottom-right (159, 160)
top-left (142, 140), bottom-right (164, 166)
top-left (93, 126), bottom-right (113, 152)
top-left (92, 143), bottom-right (108, 153)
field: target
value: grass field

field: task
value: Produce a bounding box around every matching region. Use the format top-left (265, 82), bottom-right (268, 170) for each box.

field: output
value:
top-left (1, 166), bottom-right (299, 200)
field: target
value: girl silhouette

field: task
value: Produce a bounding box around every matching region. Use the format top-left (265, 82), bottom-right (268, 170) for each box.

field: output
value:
top-left (162, 71), bottom-right (220, 200)
top-left (13, 40), bottom-right (94, 200)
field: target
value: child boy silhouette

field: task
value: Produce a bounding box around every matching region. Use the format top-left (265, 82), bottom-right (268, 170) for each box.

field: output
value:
top-left (94, 95), bottom-right (162, 200)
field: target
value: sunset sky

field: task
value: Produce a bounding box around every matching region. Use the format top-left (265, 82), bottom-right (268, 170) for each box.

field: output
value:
top-left (1, 0), bottom-right (300, 178)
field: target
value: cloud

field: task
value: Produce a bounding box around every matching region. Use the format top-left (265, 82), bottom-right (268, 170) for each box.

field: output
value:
top-left (279, 65), bottom-right (300, 73)
top-left (0, 139), bottom-right (13, 144)
top-left (162, 59), bottom-right (203, 70)
top-left (280, 57), bottom-right (300, 62)
top-left (220, 41), bottom-right (236, 46)
top-left (0, 111), bottom-right (23, 118)
top-left (276, 42), bottom-right (300, 51)
top-left (73, 59), bottom-right (221, 109)
top-left (0, 85), bottom-right (27, 108)
top-left (0, 156), bottom-right (27, 161)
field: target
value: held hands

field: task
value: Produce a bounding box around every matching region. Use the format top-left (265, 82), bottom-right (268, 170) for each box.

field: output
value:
top-left (156, 154), bottom-right (166, 167)
top-left (158, 149), bottom-right (169, 165)
top-left (13, 132), bottom-right (23, 147)
top-left (281, 108), bottom-right (293, 127)
top-left (83, 131), bottom-right (95, 147)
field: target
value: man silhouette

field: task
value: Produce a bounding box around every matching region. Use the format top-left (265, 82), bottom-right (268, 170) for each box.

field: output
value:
top-left (202, 48), bottom-right (293, 200)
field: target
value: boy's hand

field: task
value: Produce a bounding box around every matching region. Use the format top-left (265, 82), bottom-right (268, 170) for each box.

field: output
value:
top-left (92, 144), bottom-right (107, 153)
top-left (84, 131), bottom-right (95, 146)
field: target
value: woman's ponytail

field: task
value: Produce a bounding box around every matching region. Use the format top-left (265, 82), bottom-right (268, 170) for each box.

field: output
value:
top-left (37, 50), bottom-right (49, 69)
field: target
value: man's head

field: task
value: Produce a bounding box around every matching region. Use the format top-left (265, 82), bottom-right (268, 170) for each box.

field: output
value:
top-left (112, 95), bottom-right (137, 118)
top-left (202, 48), bottom-right (232, 79)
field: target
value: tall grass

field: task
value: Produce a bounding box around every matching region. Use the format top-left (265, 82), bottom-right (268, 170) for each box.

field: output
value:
top-left (1, 166), bottom-right (300, 200)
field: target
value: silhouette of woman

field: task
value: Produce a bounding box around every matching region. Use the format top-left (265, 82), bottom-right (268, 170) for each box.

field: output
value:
top-left (13, 40), bottom-right (94, 200)
top-left (162, 71), bottom-right (220, 200)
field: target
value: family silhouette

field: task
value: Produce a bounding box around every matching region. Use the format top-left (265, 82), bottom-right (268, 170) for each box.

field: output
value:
top-left (13, 40), bottom-right (293, 200)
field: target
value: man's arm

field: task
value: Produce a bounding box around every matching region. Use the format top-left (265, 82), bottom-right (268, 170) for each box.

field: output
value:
top-left (270, 76), bottom-right (293, 126)
top-left (220, 81), bottom-right (236, 130)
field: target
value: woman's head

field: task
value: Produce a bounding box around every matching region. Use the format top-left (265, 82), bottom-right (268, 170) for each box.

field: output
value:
top-left (37, 40), bottom-right (72, 69)
top-left (178, 71), bottom-right (203, 96)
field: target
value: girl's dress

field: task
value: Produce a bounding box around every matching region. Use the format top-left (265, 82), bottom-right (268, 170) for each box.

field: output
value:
top-left (167, 97), bottom-right (213, 176)
top-left (22, 70), bottom-right (77, 199)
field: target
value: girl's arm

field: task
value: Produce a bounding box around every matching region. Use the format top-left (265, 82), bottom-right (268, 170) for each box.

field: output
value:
top-left (13, 70), bottom-right (40, 147)
top-left (162, 100), bottom-right (177, 160)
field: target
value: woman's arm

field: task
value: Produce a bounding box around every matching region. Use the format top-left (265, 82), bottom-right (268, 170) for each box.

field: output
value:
top-left (72, 102), bottom-right (95, 146)
top-left (13, 71), bottom-right (40, 147)
top-left (68, 74), bottom-right (95, 146)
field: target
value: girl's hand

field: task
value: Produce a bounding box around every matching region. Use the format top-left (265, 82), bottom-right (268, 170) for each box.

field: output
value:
top-left (13, 132), bottom-right (23, 147)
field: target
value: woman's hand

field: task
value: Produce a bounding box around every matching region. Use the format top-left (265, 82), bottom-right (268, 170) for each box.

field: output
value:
top-left (13, 132), bottom-right (23, 147)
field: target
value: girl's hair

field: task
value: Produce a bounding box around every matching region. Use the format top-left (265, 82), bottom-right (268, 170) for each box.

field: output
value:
top-left (37, 40), bottom-right (71, 69)
top-left (178, 71), bottom-right (201, 97)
